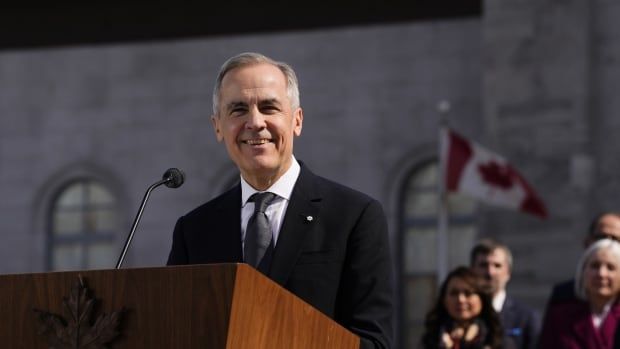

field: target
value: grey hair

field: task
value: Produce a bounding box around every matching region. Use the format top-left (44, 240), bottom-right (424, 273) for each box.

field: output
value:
top-left (211, 52), bottom-right (300, 115)
top-left (574, 238), bottom-right (620, 300)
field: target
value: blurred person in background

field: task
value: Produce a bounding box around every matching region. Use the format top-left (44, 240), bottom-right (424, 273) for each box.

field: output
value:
top-left (470, 239), bottom-right (540, 349)
top-left (546, 212), bottom-right (620, 305)
top-left (538, 239), bottom-right (620, 348)
top-left (420, 266), bottom-right (504, 349)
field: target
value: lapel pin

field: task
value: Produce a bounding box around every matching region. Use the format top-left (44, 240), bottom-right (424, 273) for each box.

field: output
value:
top-left (306, 216), bottom-right (313, 222)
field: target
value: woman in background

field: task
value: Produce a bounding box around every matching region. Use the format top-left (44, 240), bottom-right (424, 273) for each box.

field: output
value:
top-left (538, 238), bottom-right (620, 348)
top-left (421, 266), bottom-right (503, 349)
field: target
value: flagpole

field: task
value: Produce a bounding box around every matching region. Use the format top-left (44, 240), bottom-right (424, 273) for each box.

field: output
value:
top-left (437, 100), bottom-right (451, 287)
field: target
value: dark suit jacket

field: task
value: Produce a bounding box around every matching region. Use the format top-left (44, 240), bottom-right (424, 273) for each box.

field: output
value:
top-left (538, 298), bottom-right (620, 349)
top-left (167, 164), bottom-right (393, 349)
top-left (501, 296), bottom-right (541, 349)
top-left (548, 279), bottom-right (576, 305)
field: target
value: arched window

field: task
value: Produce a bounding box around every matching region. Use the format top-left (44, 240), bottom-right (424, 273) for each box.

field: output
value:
top-left (48, 179), bottom-right (119, 271)
top-left (400, 160), bottom-right (478, 348)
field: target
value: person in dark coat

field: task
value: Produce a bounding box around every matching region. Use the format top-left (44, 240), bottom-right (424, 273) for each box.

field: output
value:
top-left (470, 239), bottom-right (540, 349)
top-left (166, 52), bottom-right (393, 349)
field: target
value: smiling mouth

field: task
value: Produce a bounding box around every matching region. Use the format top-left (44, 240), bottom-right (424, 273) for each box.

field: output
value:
top-left (244, 139), bottom-right (272, 145)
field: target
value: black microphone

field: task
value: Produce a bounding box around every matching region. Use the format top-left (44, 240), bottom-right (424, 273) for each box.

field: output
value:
top-left (163, 168), bottom-right (185, 188)
top-left (115, 168), bottom-right (185, 269)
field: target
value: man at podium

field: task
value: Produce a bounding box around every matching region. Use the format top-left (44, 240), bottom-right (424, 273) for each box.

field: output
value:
top-left (167, 52), bottom-right (393, 349)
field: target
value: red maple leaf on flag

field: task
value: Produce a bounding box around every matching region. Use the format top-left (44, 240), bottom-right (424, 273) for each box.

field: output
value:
top-left (477, 161), bottom-right (515, 190)
top-left (443, 127), bottom-right (548, 218)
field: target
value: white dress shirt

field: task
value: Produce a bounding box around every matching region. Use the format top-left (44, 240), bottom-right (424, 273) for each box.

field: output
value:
top-left (240, 157), bottom-right (301, 251)
top-left (493, 289), bottom-right (507, 313)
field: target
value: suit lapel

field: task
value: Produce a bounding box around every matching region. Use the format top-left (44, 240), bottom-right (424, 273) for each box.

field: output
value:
top-left (216, 184), bottom-right (243, 261)
top-left (572, 302), bottom-right (598, 348)
top-left (268, 165), bottom-right (320, 286)
top-left (500, 297), bottom-right (516, 331)
top-left (601, 303), bottom-right (620, 346)
top-left (573, 316), bottom-right (592, 346)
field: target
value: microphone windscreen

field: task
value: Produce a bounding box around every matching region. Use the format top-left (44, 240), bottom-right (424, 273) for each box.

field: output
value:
top-left (163, 168), bottom-right (185, 188)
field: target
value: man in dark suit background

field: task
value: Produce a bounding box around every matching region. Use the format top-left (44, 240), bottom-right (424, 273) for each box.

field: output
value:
top-left (167, 52), bottom-right (393, 349)
top-left (470, 239), bottom-right (540, 349)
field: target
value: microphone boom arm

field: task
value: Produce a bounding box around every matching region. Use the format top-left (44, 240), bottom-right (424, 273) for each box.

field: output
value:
top-left (115, 178), bottom-right (168, 269)
top-left (115, 168), bottom-right (184, 269)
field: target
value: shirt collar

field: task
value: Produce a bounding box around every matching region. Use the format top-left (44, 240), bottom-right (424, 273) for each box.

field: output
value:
top-left (592, 296), bottom-right (617, 328)
top-left (493, 289), bottom-right (507, 312)
top-left (240, 156), bottom-right (301, 206)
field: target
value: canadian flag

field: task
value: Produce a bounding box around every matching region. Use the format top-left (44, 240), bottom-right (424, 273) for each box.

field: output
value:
top-left (440, 127), bottom-right (548, 218)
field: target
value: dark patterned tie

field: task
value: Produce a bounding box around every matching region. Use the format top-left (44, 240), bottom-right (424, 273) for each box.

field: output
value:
top-left (244, 192), bottom-right (276, 272)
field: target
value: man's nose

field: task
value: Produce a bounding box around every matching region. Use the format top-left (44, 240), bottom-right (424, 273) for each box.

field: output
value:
top-left (246, 108), bottom-right (266, 129)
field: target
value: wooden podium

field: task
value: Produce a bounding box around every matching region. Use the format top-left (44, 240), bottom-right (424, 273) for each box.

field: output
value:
top-left (0, 263), bottom-right (360, 348)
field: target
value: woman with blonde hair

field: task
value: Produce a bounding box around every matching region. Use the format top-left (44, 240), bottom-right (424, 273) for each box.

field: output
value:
top-left (539, 238), bottom-right (620, 348)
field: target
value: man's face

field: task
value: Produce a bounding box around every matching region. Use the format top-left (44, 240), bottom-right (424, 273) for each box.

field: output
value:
top-left (472, 248), bottom-right (511, 295)
top-left (211, 63), bottom-right (303, 187)
top-left (589, 214), bottom-right (620, 245)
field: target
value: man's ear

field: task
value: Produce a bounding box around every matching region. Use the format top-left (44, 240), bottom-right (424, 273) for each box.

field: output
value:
top-left (211, 114), bottom-right (223, 142)
top-left (293, 107), bottom-right (303, 137)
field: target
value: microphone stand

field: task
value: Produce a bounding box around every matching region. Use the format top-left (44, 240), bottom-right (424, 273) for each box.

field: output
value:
top-left (115, 177), bottom-right (170, 269)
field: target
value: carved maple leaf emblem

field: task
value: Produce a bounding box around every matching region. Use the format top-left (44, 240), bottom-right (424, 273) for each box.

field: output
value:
top-left (477, 161), bottom-right (515, 190)
top-left (34, 277), bottom-right (124, 349)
